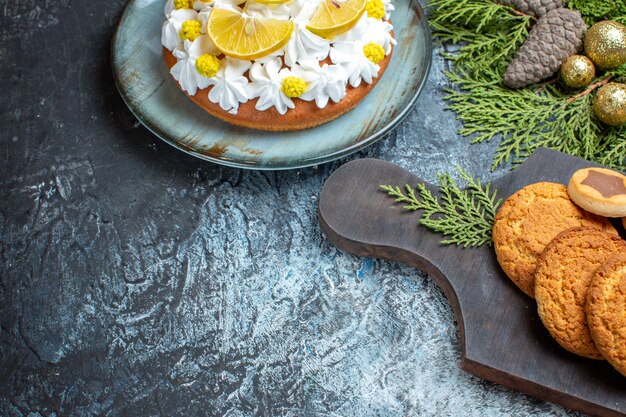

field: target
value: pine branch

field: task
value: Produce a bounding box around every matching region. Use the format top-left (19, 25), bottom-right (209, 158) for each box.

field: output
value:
top-left (380, 168), bottom-right (502, 247)
top-left (429, 0), bottom-right (531, 80)
top-left (566, 0), bottom-right (626, 26)
top-left (596, 125), bottom-right (626, 169)
top-left (429, 0), bottom-right (626, 171)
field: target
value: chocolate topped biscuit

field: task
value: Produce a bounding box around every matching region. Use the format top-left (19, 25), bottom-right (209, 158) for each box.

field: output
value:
top-left (568, 167), bottom-right (626, 218)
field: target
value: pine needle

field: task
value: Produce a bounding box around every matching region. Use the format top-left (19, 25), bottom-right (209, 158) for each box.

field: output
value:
top-left (380, 168), bottom-right (502, 247)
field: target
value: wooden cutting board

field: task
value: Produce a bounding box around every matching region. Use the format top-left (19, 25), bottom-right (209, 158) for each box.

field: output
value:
top-left (318, 148), bottom-right (626, 417)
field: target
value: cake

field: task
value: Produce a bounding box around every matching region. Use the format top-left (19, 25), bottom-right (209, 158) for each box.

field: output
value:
top-left (161, 0), bottom-right (396, 131)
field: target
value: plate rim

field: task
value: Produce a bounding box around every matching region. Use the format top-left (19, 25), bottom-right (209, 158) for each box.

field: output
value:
top-left (111, 0), bottom-right (433, 171)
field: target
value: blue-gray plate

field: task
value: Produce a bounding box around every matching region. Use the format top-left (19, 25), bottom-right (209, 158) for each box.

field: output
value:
top-left (111, 0), bottom-right (432, 170)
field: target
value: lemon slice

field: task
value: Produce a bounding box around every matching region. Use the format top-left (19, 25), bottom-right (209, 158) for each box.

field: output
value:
top-left (207, 9), bottom-right (294, 60)
top-left (306, 0), bottom-right (366, 39)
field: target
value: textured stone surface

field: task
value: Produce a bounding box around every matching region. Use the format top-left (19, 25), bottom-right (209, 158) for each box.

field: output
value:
top-left (0, 0), bottom-right (583, 416)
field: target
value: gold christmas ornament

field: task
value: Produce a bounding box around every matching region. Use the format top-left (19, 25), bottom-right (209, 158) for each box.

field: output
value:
top-left (593, 83), bottom-right (626, 127)
top-left (584, 20), bottom-right (626, 70)
top-left (560, 55), bottom-right (595, 88)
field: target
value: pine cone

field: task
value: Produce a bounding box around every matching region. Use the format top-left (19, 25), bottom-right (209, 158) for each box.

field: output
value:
top-left (494, 0), bottom-right (564, 18)
top-left (503, 8), bottom-right (586, 89)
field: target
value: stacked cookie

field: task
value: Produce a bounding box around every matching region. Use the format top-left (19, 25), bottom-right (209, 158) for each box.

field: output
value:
top-left (493, 167), bottom-right (626, 376)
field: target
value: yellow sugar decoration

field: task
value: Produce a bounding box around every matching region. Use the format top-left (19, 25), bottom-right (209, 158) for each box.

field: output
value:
top-left (366, 0), bottom-right (385, 19)
top-left (196, 54), bottom-right (221, 78)
top-left (180, 20), bottom-right (202, 41)
top-left (363, 43), bottom-right (385, 64)
top-left (281, 76), bottom-right (307, 98)
top-left (174, 0), bottom-right (194, 9)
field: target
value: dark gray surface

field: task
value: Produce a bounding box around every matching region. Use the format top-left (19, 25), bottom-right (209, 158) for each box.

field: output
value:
top-left (0, 0), bottom-right (583, 416)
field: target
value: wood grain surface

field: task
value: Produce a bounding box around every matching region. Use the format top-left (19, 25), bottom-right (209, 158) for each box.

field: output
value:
top-left (318, 148), bottom-right (626, 417)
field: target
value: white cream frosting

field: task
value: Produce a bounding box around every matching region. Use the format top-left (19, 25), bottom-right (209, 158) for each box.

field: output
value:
top-left (244, 1), bottom-right (292, 19)
top-left (329, 15), bottom-right (395, 87)
top-left (170, 35), bottom-right (219, 95)
top-left (281, 1), bottom-right (328, 67)
top-left (246, 57), bottom-right (297, 114)
top-left (162, 8), bottom-right (199, 51)
top-left (330, 40), bottom-right (378, 88)
top-left (210, 0), bottom-right (243, 12)
top-left (162, 0), bottom-right (395, 115)
top-left (293, 60), bottom-right (347, 108)
top-left (164, 0), bottom-right (175, 17)
top-left (253, 0), bottom-right (319, 20)
top-left (193, 0), bottom-right (244, 10)
top-left (197, 6), bottom-right (212, 32)
top-left (207, 58), bottom-right (251, 114)
top-left (364, 17), bottom-right (396, 54)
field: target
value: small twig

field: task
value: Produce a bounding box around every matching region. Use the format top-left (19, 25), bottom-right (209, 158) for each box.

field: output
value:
top-left (566, 76), bottom-right (613, 105)
top-left (511, 9), bottom-right (534, 19)
top-left (535, 77), bottom-right (558, 94)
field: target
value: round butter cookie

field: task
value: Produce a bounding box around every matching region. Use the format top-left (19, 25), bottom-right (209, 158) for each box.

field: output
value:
top-left (493, 182), bottom-right (617, 297)
top-left (534, 227), bottom-right (626, 359)
top-left (587, 253), bottom-right (626, 376)
top-left (567, 167), bottom-right (626, 218)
